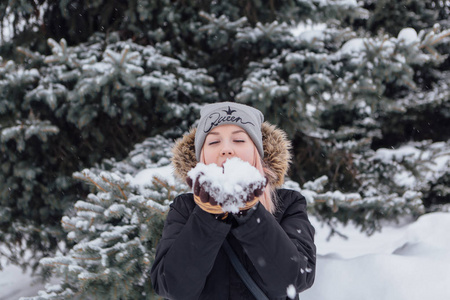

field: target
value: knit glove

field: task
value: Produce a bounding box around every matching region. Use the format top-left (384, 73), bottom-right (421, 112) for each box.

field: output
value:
top-left (186, 158), bottom-right (267, 214)
top-left (186, 172), bottom-right (221, 212)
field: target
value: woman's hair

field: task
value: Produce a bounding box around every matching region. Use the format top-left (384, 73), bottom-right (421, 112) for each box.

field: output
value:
top-left (253, 146), bottom-right (278, 214)
top-left (200, 141), bottom-right (278, 214)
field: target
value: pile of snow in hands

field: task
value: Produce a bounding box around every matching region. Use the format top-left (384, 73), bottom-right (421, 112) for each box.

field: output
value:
top-left (187, 157), bottom-right (266, 213)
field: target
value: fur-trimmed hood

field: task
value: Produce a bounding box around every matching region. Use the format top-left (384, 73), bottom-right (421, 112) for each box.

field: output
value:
top-left (171, 122), bottom-right (292, 188)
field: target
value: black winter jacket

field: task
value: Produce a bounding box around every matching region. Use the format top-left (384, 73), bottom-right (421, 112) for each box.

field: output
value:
top-left (150, 189), bottom-right (316, 300)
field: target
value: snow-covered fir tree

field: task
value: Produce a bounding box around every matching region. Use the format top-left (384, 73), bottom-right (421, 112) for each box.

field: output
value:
top-left (21, 135), bottom-right (186, 299)
top-left (1, 0), bottom-right (449, 293)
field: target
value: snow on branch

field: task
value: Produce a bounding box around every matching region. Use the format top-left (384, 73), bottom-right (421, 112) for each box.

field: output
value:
top-left (0, 118), bottom-right (59, 152)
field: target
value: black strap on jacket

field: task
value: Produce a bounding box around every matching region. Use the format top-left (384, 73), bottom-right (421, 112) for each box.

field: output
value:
top-left (222, 239), bottom-right (269, 300)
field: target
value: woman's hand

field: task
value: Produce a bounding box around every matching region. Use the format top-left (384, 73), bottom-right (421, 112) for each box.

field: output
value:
top-left (186, 158), bottom-right (267, 214)
top-left (186, 173), bottom-right (227, 217)
top-left (186, 173), bottom-right (219, 206)
top-left (186, 173), bottom-right (266, 215)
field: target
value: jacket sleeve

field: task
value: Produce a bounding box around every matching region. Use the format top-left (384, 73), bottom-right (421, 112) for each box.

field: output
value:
top-left (150, 194), bottom-right (231, 300)
top-left (231, 189), bottom-right (316, 297)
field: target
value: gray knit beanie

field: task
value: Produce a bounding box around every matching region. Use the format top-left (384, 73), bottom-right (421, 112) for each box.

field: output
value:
top-left (194, 102), bottom-right (264, 161)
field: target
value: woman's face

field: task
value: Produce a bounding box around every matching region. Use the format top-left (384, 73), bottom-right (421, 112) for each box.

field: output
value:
top-left (202, 124), bottom-right (255, 167)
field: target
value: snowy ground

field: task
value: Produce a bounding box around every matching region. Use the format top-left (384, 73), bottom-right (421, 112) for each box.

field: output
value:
top-left (303, 212), bottom-right (450, 300)
top-left (1, 210), bottom-right (449, 300)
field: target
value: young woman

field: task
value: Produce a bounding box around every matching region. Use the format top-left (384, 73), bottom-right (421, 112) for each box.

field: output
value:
top-left (150, 102), bottom-right (316, 299)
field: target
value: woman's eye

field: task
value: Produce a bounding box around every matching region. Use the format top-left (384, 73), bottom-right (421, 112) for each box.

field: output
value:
top-left (208, 141), bottom-right (219, 145)
top-left (234, 140), bottom-right (245, 143)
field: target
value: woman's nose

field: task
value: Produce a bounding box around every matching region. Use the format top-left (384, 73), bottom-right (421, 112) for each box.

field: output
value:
top-left (220, 144), bottom-right (235, 156)
top-left (221, 150), bottom-right (233, 156)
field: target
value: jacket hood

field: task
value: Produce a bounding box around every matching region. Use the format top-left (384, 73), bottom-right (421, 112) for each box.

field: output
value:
top-left (171, 122), bottom-right (292, 188)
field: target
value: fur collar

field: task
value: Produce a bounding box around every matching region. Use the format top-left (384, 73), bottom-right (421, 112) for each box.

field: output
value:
top-left (171, 122), bottom-right (292, 188)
